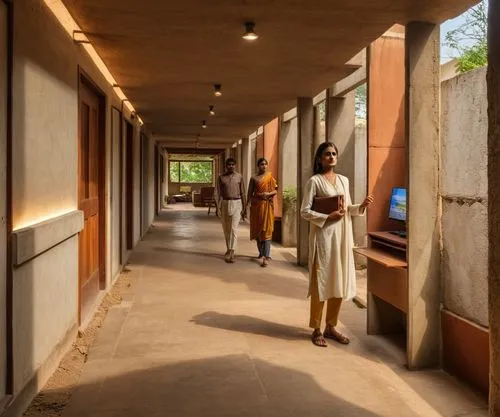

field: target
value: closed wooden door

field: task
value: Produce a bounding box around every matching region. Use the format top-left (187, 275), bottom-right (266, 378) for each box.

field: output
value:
top-left (78, 80), bottom-right (102, 322)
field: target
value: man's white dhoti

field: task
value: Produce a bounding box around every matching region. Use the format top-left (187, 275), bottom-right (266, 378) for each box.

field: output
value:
top-left (220, 199), bottom-right (242, 250)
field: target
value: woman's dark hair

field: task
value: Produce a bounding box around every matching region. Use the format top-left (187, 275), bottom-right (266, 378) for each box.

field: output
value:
top-left (313, 142), bottom-right (339, 175)
top-left (257, 157), bottom-right (268, 166)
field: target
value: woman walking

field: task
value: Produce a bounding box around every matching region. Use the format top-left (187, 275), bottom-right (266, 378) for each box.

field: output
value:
top-left (247, 158), bottom-right (278, 267)
top-left (301, 142), bottom-right (374, 347)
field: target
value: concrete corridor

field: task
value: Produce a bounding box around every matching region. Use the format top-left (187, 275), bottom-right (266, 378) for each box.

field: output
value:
top-left (60, 205), bottom-right (487, 417)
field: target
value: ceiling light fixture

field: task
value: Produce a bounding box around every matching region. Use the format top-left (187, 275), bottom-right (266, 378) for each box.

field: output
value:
top-left (214, 84), bottom-right (222, 97)
top-left (209, 105), bottom-right (215, 116)
top-left (243, 22), bottom-right (258, 41)
top-left (202, 120), bottom-right (207, 129)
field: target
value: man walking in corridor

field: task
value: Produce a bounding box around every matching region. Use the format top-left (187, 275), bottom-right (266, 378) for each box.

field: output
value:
top-left (215, 158), bottom-right (247, 263)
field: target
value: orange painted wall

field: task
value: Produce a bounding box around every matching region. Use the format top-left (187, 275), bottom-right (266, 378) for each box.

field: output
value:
top-left (367, 26), bottom-right (406, 232)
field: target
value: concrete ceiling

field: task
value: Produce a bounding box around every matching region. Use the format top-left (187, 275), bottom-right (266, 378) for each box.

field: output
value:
top-left (62, 0), bottom-right (478, 148)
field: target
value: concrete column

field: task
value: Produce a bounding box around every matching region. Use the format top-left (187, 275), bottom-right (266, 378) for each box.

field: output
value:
top-left (405, 22), bottom-right (441, 369)
top-left (488, 0), bottom-right (500, 413)
top-left (236, 143), bottom-right (243, 173)
top-left (325, 91), bottom-right (356, 198)
top-left (224, 148), bottom-right (231, 161)
top-left (241, 137), bottom-right (252, 189)
top-left (264, 118), bottom-right (281, 216)
top-left (297, 97), bottom-right (313, 266)
top-left (313, 105), bottom-right (323, 152)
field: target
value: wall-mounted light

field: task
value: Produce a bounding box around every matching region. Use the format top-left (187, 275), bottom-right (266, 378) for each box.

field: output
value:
top-left (214, 84), bottom-right (222, 97)
top-left (202, 120), bottom-right (207, 129)
top-left (243, 22), bottom-right (259, 41)
top-left (209, 105), bottom-right (215, 116)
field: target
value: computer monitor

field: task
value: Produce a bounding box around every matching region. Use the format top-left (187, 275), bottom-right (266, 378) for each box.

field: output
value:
top-left (388, 187), bottom-right (407, 222)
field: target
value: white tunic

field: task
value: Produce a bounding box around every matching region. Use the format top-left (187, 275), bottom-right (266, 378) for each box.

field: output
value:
top-left (301, 174), bottom-right (365, 301)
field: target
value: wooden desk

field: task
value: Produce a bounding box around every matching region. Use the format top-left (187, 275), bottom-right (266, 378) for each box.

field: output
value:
top-left (354, 231), bottom-right (408, 336)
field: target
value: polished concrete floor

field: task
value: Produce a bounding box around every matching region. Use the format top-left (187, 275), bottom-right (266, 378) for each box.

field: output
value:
top-left (62, 205), bottom-right (487, 417)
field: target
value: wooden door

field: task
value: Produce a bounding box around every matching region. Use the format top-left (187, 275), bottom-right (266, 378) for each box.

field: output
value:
top-left (78, 80), bottom-right (103, 322)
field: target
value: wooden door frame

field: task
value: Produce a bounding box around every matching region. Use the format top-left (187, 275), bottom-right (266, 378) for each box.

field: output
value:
top-left (125, 121), bottom-right (134, 250)
top-left (77, 69), bottom-right (107, 321)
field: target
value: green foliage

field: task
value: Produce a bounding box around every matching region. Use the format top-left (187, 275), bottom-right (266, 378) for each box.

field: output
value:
top-left (355, 84), bottom-right (367, 120)
top-left (445, 0), bottom-right (488, 73)
top-left (282, 186), bottom-right (297, 211)
top-left (456, 41), bottom-right (488, 73)
top-left (169, 161), bottom-right (213, 183)
top-left (169, 162), bottom-right (180, 182)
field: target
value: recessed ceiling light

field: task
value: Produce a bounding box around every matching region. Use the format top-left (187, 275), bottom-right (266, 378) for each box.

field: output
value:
top-left (214, 84), bottom-right (222, 97)
top-left (202, 120), bottom-right (207, 129)
top-left (243, 22), bottom-right (258, 41)
top-left (209, 105), bottom-right (215, 116)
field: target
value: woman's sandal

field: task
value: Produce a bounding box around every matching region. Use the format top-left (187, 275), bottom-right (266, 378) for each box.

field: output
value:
top-left (323, 327), bottom-right (350, 345)
top-left (311, 329), bottom-right (328, 348)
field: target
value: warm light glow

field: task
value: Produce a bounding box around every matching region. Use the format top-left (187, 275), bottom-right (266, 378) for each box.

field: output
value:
top-left (44, 1), bottom-right (139, 118)
top-left (14, 208), bottom-right (76, 232)
top-left (243, 22), bottom-right (259, 41)
top-left (209, 105), bottom-right (215, 116)
top-left (214, 84), bottom-right (222, 97)
top-left (202, 120), bottom-right (207, 129)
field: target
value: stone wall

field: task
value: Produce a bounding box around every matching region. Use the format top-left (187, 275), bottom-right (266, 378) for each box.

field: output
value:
top-left (441, 66), bottom-right (489, 328)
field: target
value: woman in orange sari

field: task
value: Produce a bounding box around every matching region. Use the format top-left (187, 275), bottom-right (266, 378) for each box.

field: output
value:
top-left (246, 158), bottom-right (278, 267)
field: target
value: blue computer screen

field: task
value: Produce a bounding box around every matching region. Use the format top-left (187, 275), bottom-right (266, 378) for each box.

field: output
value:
top-left (388, 188), bottom-right (407, 222)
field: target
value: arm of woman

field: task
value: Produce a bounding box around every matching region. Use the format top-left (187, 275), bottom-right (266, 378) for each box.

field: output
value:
top-left (301, 178), bottom-right (329, 228)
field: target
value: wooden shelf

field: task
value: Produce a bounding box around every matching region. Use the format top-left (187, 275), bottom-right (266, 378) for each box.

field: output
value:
top-left (354, 247), bottom-right (407, 268)
top-left (369, 231), bottom-right (407, 248)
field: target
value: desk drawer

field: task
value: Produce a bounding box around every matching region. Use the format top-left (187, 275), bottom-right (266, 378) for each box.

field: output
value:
top-left (368, 260), bottom-right (408, 313)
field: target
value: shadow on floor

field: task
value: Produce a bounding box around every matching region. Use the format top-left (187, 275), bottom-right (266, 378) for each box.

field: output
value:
top-left (61, 355), bottom-right (390, 417)
top-left (191, 311), bottom-right (311, 341)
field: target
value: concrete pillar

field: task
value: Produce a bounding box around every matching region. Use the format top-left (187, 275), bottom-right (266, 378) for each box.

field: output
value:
top-left (325, 91), bottom-right (356, 199)
top-left (236, 143), bottom-right (243, 173)
top-left (313, 105), bottom-right (323, 152)
top-left (488, 0), bottom-right (500, 413)
top-left (224, 148), bottom-right (230, 161)
top-left (264, 118), bottom-right (282, 216)
top-left (241, 137), bottom-right (252, 189)
top-left (405, 22), bottom-right (441, 369)
top-left (297, 97), bottom-right (313, 266)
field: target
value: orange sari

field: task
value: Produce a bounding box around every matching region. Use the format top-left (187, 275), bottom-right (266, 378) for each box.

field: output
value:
top-left (250, 172), bottom-right (278, 241)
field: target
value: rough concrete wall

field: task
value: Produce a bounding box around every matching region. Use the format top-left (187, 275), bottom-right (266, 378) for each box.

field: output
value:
top-left (353, 121), bottom-right (367, 263)
top-left (441, 67), bottom-right (488, 327)
top-left (280, 118), bottom-right (298, 189)
top-left (147, 138), bottom-right (155, 228)
top-left (111, 109), bottom-right (122, 279)
top-left (0, 1), bottom-right (7, 400)
top-left (487, 0), bottom-right (500, 411)
top-left (10, 0), bottom-right (132, 396)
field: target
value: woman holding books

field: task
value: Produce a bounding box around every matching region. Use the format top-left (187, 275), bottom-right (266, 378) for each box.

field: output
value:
top-left (301, 142), bottom-right (374, 347)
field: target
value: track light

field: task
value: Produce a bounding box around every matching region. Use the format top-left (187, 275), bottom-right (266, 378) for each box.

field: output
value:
top-left (243, 22), bottom-right (258, 41)
top-left (214, 84), bottom-right (222, 97)
top-left (202, 120), bottom-right (207, 129)
top-left (209, 105), bottom-right (215, 116)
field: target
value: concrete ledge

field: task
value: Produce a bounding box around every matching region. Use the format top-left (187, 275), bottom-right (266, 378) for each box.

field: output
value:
top-left (441, 309), bottom-right (489, 396)
top-left (2, 323), bottom-right (78, 417)
top-left (13, 210), bottom-right (84, 266)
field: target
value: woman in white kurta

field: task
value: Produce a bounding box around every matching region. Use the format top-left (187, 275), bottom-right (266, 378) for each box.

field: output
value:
top-left (301, 142), bottom-right (373, 347)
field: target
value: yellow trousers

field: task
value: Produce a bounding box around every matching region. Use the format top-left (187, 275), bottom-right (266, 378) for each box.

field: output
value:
top-left (309, 260), bottom-right (343, 329)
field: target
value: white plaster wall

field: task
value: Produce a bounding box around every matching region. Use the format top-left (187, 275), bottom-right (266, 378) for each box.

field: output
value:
top-left (441, 66), bottom-right (488, 327)
top-left (10, 0), bottom-right (135, 396)
top-left (13, 237), bottom-right (78, 393)
top-left (0, 1), bottom-right (7, 400)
